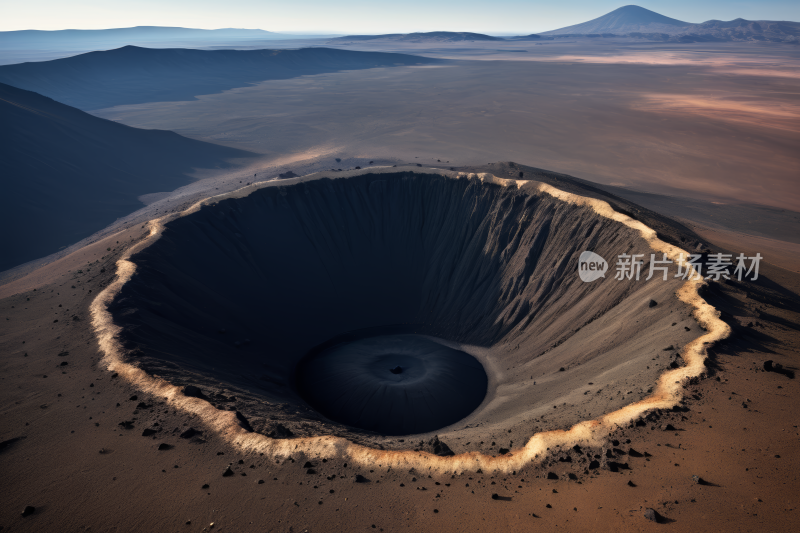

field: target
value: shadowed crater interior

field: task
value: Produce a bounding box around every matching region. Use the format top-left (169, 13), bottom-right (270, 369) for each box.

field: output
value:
top-left (297, 331), bottom-right (488, 435)
top-left (109, 170), bottom-right (696, 445)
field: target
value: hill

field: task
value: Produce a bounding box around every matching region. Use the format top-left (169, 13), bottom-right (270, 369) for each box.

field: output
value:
top-left (678, 18), bottom-right (800, 42)
top-left (0, 46), bottom-right (440, 110)
top-left (0, 26), bottom-right (292, 50)
top-left (0, 82), bottom-right (253, 271)
top-left (329, 32), bottom-right (503, 43)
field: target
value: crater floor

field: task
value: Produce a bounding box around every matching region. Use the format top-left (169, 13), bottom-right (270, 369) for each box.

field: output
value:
top-left (297, 332), bottom-right (488, 435)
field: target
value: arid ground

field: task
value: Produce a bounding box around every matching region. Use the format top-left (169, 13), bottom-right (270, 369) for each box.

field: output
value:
top-left (1, 37), bottom-right (799, 532)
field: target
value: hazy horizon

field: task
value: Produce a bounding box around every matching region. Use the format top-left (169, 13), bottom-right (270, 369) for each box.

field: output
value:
top-left (3, 1), bottom-right (799, 34)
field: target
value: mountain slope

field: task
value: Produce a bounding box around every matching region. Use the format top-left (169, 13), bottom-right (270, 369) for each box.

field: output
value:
top-left (680, 19), bottom-right (800, 42)
top-left (329, 32), bottom-right (502, 43)
top-left (0, 46), bottom-right (440, 110)
top-left (0, 26), bottom-right (289, 50)
top-left (0, 82), bottom-right (253, 271)
top-left (543, 5), bottom-right (690, 35)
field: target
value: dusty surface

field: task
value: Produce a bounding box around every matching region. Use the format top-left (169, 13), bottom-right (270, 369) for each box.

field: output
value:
top-left (91, 41), bottom-right (800, 211)
top-left (1, 37), bottom-right (799, 532)
top-left (4, 40), bottom-right (798, 291)
top-left (0, 190), bottom-right (797, 531)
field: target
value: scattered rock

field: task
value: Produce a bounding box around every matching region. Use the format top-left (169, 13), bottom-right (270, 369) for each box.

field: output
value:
top-left (202, 484), bottom-right (209, 489)
top-left (628, 448), bottom-right (644, 458)
top-left (141, 428), bottom-right (157, 437)
top-left (424, 435), bottom-right (455, 457)
top-left (355, 474), bottom-right (370, 483)
top-left (0, 436), bottom-right (26, 453)
top-left (491, 493), bottom-right (499, 500)
top-left (643, 508), bottom-right (662, 523)
top-left (547, 472), bottom-right (559, 480)
top-left (661, 424), bottom-right (676, 431)
top-left (118, 421), bottom-right (134, 430)
top-left (266, 423), bottom-right (294, 439)
top-left (179, 428), bottom-right (200, 439)
top-left (157, 443), bottom-right (173, 451)
top-left (627, 480), bottom-right (637, 487)
top-left (183, 385), bottom-right (205, 398)
top-left (222, 466), bottom-right (234, 477)
top-left (648, 300), bottom-right (658, 308)
top-left (22, 505), bottom-right (35, 517)
top-left (692, 475), bottom-right (706, 485)
top-left (607, 461), bottom-right (629, 472)
top-left (234, 411), bottom-right (253, 432)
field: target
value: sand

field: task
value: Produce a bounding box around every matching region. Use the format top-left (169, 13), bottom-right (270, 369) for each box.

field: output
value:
top-left (0, 166), bottom-right (797, 532)
top-left (87, 41), bottom-right (800, 212)
top-left (1, 36), bottom-right (799, 532)
top-left (5, 40), bottom-right (797, 286)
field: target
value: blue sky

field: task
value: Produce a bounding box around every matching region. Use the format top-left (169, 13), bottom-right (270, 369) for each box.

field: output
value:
top-left (3, 1), bottom-right (799, 33)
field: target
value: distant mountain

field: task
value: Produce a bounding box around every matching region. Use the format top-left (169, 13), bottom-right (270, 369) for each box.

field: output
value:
top-left (0, 82), bottom-right (254, 271)
top-left (542, 5), bottom-right (690, 35)
top-left (539, 5), bottom-right (799, 43)
top-left (677, 18), bottom-right (800, 43)
top-left (599, 18), bottom-right (799, 43)
top-left (506, 34), bottom-right (552, 41)
top-left (0, 46), bottom-right (440, 110)
top-left (0, 26), bottom-right (295, 50)
top-left (329, 32), bottom-right (503, 43)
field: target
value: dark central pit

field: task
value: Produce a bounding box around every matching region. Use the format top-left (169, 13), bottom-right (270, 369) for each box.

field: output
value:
top-left (297, 332), bottom-right (488, 435)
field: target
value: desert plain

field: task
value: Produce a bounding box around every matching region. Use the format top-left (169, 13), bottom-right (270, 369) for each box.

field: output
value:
top-left (1, 14), bottom-right (799, 533)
